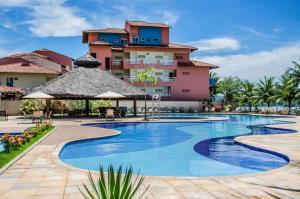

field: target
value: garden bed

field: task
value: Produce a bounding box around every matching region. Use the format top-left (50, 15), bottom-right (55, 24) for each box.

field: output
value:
top-left (0, 123), bottom-right (54, 169)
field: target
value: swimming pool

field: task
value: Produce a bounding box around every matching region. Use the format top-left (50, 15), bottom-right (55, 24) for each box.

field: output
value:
top-left (59, 114), bottom-right (295, 177)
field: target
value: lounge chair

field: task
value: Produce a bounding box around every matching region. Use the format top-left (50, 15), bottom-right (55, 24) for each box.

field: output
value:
top-left (106, 109), bottom-right (114, 121)
top-left (114, 108), bottom-right (122, 118)
top-left (0, 110), bottom-right (8, 121)
top-left (32, 111), bottom-right (43, 123)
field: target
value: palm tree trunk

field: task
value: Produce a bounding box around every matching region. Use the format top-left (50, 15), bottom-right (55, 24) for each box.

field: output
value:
top-left (144, 82), bottom-right (147, 120)
top-left (267, 101), bottom-right (270, 108)
top-left (288, 100), bottom-right (291, 115)
top-left (249, 104), bottom-right (252, 112)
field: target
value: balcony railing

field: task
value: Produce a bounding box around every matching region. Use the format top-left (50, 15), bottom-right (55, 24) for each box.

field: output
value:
top-left (123, 76), bottom-right (175, 83)
top-left (123, 59), bottom-right (177, 69)
top-left (111, 60), bottom-right (123, 67)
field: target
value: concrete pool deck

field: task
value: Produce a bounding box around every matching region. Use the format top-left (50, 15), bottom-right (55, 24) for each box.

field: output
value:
top-left (0, 116), bottom-right (300, 198)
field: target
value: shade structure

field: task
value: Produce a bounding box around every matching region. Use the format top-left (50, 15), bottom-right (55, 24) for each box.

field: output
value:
top-left (32, 67), bottom-right (144, 99)
top-left (23, 92), bottom-right (54, 99)
top-left (95, 91), bottom-right (125, 98)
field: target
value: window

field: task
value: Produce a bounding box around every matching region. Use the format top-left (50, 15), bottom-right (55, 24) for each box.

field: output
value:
top-left (120, 39), bottom-right (128, 45)
top-left (14, 77), bottom-right (18, 80)
top-left (182, 89), bottom-right (190, 93)
top-left (141, 37), bottom-right (145, 41)
top-left (90, 53), bottom-right (96, 58)
top-left (155, 55), bottom-right (163, 59)
top-left (175, 56), bottom-right (183, 60)
top-left (6, 78), bottom-right (13, 87)
top-left (155, 72), bottom-right (163, 75)
top-left (137, 55), bottom-right (146, 59)
top-left (114, 72), bottom-right (123, 76)
top-left (132, 37), bottom-right (139, 44)
top-left (114, 56), bottom-right (123, 60)
top-left (153, 38), bottom-right (159, 41)
top-left (155, 89), bottom-right (163, 92)
top-left (114, 39), bottom-right (119, 43)
top-left (182, 72), bottom-right (190, 75)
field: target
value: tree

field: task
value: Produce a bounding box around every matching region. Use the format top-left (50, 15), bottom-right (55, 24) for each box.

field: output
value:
top-left (255, 76), bottom-right (275, 107)
top-left (216, 76), bottom-right (243, 106)
top-left (272, 72), bottom-right (300, 114)
top-left (209, 72), bottom-right (219, 101)
top-left (237, 81), bottom-right (256, 112)
top-left (288, 60), bottom-right (300, 84)
top-left (135, 68), bottom-right (156, 120)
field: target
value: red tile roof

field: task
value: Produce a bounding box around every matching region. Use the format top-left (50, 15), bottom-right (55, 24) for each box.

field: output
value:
top-left (84, 28), bottom-right (127, 34)
top-left (126, 20), bottom-right (169, 28)
top-left (178, 60), bottom-right (219, 69)
top-left (124, 43), bottom-right (197, 51)
top-left (0, 85), bottom-right (22, 93)
top-left (0, 62), bottom-right (59, 74)
top-left (90, 41), bottom-right (112, 46)
top-left (33, 49), bottom-right (73, 66)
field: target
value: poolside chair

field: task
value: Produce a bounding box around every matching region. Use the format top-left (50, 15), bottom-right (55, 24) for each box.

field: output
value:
top-left (106, 109), bottom-right (114, 121)
top-left (114, 108), bottom-right (122, 118)
top-left (32, 111), bottom-right (43, 123)
top-left (0, 110), bottom-right (8, 121)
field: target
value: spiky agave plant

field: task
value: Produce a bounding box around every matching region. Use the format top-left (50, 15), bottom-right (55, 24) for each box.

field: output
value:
top-left (79, 165), bottom-right (149, 199)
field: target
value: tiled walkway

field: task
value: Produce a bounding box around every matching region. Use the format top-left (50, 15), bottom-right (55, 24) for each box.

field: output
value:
top-left (0, 117), bottom-right (300, 198)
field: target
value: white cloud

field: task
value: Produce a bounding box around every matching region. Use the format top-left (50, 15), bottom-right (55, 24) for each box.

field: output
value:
top-left (161, 11), bottom-right (178, 25)
top-left (26, 0), bottom-right (91, 37)
top-left (1, 0), bottom-right (91, 37)
top-left (0, 0), bottom-right (32, 7)
top-left (187, 37), bottom-right (240, 51)
top-left (194, 43), bottom-right (300, 81)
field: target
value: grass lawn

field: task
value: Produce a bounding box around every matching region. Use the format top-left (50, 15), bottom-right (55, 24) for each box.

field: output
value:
top-left (0, 127), bottom-right (54, 169)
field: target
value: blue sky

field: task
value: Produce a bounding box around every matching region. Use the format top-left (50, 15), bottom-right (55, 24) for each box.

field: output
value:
top-left (0, 0), bottom-right (299, 80)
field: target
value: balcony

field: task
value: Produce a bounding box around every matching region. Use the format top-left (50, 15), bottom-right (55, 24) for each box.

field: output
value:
top-left (123, 76), bottom-right (175, 87)
top-left (123, 59), bottom-right (177, 69)
top-left (111, 60), bottom-right (123, 69)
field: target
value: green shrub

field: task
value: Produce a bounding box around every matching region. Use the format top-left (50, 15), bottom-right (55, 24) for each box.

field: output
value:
top-left (79, 165), bottom-right (148, 199)
top-left (20, 99), bottom-right (40, 114)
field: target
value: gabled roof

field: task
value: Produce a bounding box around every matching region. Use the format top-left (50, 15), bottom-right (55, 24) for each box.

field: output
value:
top-left (33, 49), bottom-right (73, 66)
top-left (0, 85), bottom-right (22, 94)
top-left (178, 60), bottom-right (219, 69)
top-left (0, 61), bottom-right (59, 74)
top-left (33, 67), bottom-right (144, 98)
top-left (126, 20), bottom-right (169, 28)
top-left (83, 28), bottom-right (127, 34)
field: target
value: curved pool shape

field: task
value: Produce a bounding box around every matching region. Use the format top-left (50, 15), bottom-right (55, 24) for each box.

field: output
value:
top-left (59, 114), bottom-right (295, 177)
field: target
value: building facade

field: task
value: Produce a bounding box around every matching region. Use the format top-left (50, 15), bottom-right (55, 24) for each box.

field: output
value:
top-left (82, 20), bottom-right (218, 101)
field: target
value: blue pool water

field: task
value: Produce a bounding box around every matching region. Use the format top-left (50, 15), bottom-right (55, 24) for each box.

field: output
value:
top-left (59, 114), bottom-right (295, 177)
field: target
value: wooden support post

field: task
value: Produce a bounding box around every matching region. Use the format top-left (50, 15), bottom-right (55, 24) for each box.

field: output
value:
top-left (133, 98), bottom-right (137, 117)
top-left (46, 99), bottom-right (51, 115)
top-left (85, 99), bottom-right (89, 117)
top-left (116, 99), bottom-right (119, 107)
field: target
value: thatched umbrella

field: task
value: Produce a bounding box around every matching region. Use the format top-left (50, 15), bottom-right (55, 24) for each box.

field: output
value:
top-left (73, 54), bottom-right (99, 68)
top-left (95, 91), bottom-right (125, 107)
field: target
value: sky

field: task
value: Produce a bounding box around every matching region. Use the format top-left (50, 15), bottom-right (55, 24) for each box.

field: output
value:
top-left (0, 0), bottom-right (299, 80)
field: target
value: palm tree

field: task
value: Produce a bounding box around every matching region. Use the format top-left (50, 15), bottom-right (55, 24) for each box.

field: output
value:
top-left (135, 68), bottom-right (156, 120)
top-left (237, 81), bottom-right (256, 112)
top-left (209, 72), bottom-right (219, 101)
top-left (272, 72), bottom-right (300, 114)
top-left (288, 61), bottom-right (300, 83)
top-left (217, 76), bottom-right (243, 105)
top-left (255, 76), bottom-right (275, 107)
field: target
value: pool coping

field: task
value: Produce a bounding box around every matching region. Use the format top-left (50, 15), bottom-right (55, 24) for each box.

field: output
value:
top-left (0, 127), bottom-right (57, 175)
top-left (52, 115), bottom-right (300, 179)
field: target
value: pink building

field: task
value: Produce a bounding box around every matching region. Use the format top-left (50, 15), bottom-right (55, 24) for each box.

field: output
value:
top-left (82, 20), bottom-right (218, 101)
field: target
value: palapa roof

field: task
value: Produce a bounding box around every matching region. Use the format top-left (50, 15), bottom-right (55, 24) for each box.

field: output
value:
top-left (33, 67), bottom-right (144, 98)
top-left (73, 54), bottom-right (99, 68)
